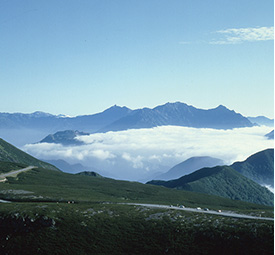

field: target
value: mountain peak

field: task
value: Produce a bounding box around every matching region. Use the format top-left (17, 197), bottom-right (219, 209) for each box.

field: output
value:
top-left (215, 105), bottom-right (229, 110)
top-left (103, 105), bottom-right (132, 113)
top-left (31, 111), bottom-right (54, 117)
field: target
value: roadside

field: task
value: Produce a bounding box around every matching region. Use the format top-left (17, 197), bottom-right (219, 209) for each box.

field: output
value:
top-left (122, 203), bottom-right (274, 221)
top-left (0, 166), bottom-right (37, 182)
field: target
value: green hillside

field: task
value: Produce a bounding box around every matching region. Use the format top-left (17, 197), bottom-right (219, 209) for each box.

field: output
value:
top-left (231, 148), bottom-right (274, 187)
top-left (0, 138), bottom-right (59, 171)
top-left (0, 167), bottom-right (271, 211)
top-left (148, 166), bottom-right (274, 206)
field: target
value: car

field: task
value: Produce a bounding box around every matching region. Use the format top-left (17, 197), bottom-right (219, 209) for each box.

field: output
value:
top-left (196, 207), bottom-right (201, 210)
top-left (203, 208), bottom-right (209, 211)
top-left (218, 210), bottom-right (222, 213)
top-left (179, 205), bottom-right (185, 208)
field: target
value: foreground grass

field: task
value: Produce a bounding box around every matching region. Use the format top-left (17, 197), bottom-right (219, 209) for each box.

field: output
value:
top-left (0, 202), bottom-right (273, 255)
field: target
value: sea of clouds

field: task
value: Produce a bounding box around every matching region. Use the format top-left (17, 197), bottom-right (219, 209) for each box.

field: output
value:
top-left (23, 126), bottom-right (274, 181)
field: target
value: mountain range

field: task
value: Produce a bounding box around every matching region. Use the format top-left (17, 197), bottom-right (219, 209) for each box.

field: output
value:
top-left (0, 102), bottom-right (258, 146)
top-left (98, 103), bottom-right (254, 132)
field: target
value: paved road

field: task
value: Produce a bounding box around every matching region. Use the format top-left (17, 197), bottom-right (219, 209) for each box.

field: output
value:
top-left (123, 203), bottom-right (274, 221)
top-left (0, 166), bottom-right (37, 181)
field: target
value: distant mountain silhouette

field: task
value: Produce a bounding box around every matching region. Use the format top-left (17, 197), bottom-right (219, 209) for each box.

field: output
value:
top-left (40, 130), bottom-right (90, 145)
top-left (99, 102), bottom-right (254, 132)
top-left (231, 149), bottom-right (274, 187)
top-left (0, 105), bottom-right (132, 133)
top-left (265, 130), bottom-right (274, 140)
top-left (147, 165), bottom-right (274, 206)
top-left (154, 156), bottom-right (224, 181)
top-left (0, 105), bottom-right (132, 146)
top-left (44, 159), bottom-right (106, 176)
top-left (0, 102), bottom-right (256, 147)
top-left (45, 159), bottom-right (88, 173)
top-left (247, 116), bottom-right (274, 127)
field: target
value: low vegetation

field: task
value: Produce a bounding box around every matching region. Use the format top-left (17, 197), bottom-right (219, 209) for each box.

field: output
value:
top-left (0, 202), bottom-right (273, 255)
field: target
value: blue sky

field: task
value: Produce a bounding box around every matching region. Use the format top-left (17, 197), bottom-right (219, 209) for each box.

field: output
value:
top-left (0, 0), bottom-right (274, 117)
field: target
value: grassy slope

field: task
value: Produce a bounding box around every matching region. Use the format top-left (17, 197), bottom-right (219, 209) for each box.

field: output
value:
top-left (0, 161), bottom-right (28, 174)
top-left (0, 138), bottom-right (59, 171)
top-left (148, 166), bottom-right (274, 206)
top-left (0, 167), bottom-right (272, 212)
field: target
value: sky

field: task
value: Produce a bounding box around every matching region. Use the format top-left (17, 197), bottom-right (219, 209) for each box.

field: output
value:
top-left (0, 0), bottom-right (274, 118)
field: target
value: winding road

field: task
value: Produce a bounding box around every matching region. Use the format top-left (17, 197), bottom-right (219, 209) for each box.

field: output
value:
top-left (123, 203), bottom-right (274, 221)
top-left (0, 166), bottom-right (37, 182)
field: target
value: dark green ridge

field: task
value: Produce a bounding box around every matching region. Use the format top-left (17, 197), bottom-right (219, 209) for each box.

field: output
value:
top-left (0, 138), bottom-right (59, 171)
top-left (147, 166), bottom-right (274, 206)
top-left (231, 148), bottom-right (274, 187)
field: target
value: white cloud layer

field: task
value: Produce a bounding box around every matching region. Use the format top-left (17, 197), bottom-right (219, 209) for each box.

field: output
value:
top-left (23, 126), bottom-right (273, 181)
top-left (211, 26), bottom-right (274, 44)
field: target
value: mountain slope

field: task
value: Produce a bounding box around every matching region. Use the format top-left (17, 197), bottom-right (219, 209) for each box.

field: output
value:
top-left (99, 102), bottom-right (254, 132)
top-left (0, 138), bottom-right (59, 171)
top-left (155, 156), bottom-right (224, 181)
top-left (231, 148), bottom-right (274, 187)
top-left (147, 166), bottom-right (274, 206)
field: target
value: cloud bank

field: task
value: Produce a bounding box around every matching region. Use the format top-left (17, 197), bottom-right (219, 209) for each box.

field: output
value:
top-left (211, 26), bottom-right (274, 44)
top-left (23, 126), bottom-right (273, 181)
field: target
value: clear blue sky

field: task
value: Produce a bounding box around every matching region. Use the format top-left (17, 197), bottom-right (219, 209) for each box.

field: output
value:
top-left (0, 0), bottom-right (274, 117)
